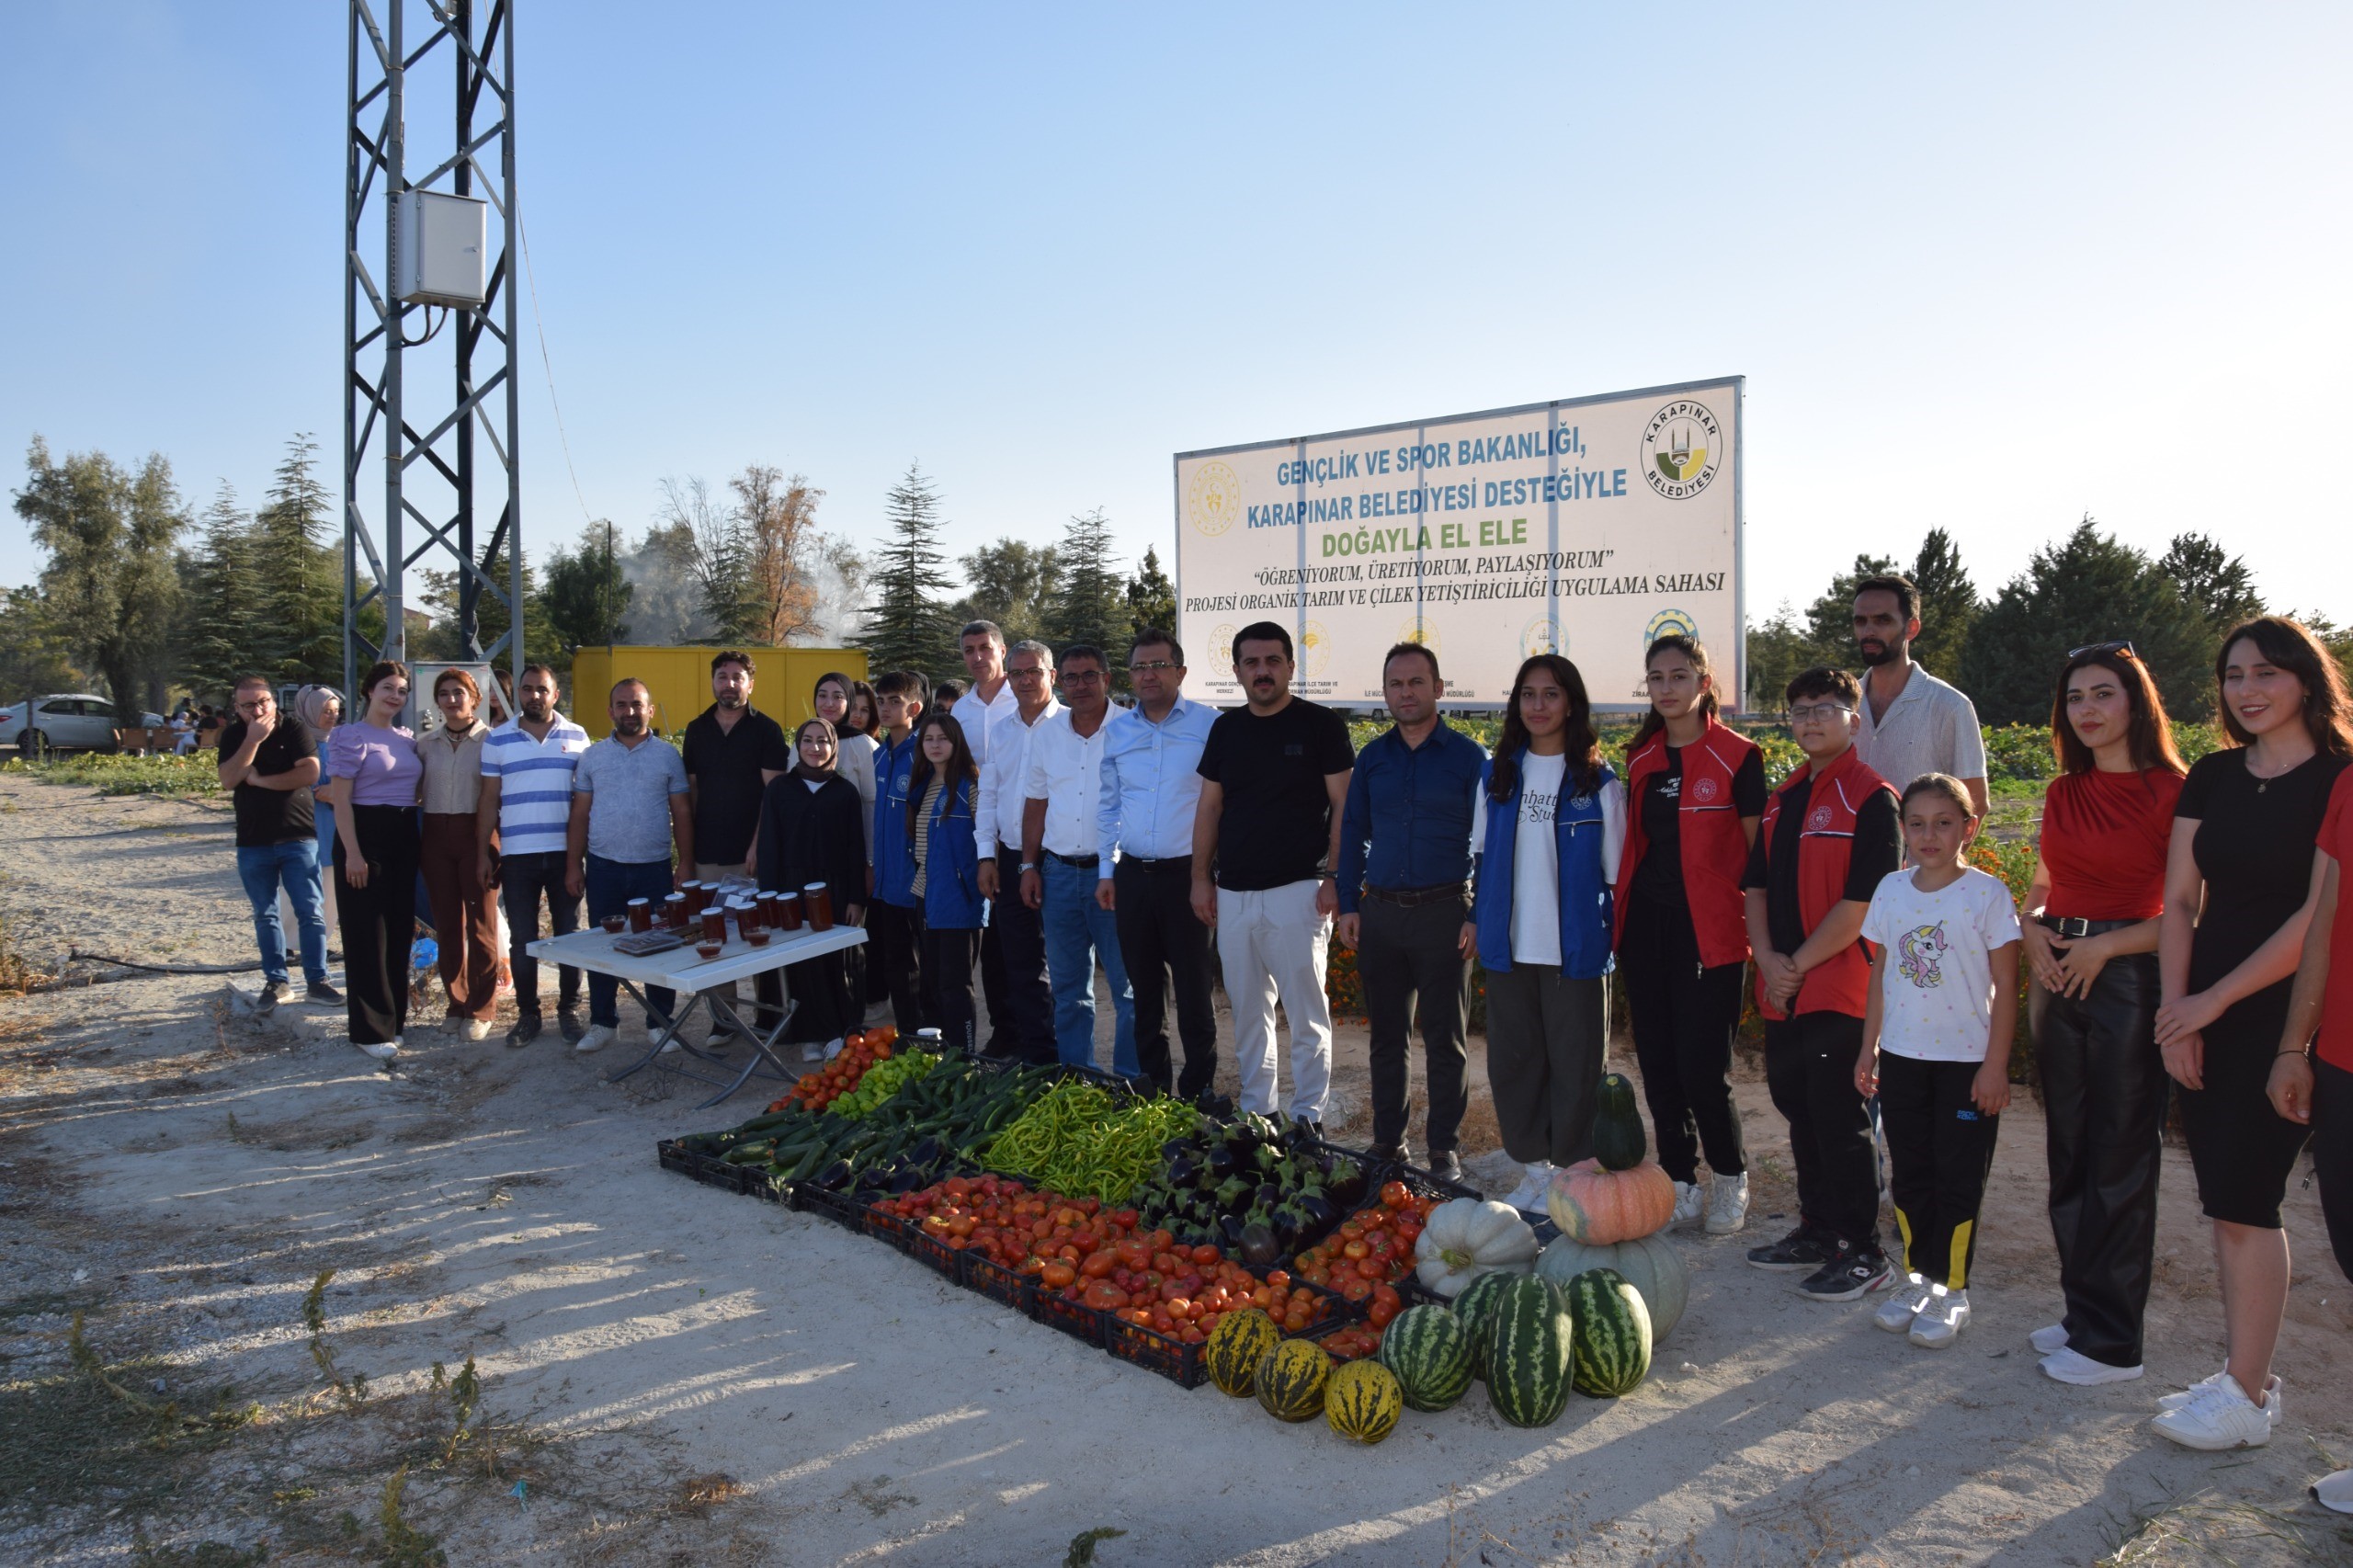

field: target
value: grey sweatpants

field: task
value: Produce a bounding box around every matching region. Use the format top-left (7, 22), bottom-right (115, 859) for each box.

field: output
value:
top-left (1483, 963), bottom-right (1608, 1166)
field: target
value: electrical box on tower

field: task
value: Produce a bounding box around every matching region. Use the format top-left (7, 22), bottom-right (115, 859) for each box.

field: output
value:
top-left (393, 189), bottom-right (488, 307)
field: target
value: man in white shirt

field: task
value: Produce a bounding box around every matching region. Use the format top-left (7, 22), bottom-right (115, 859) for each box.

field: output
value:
top-left (1021, 643), bottom-right (1136, 1077)
top-left (1095, 628), bottom-right (1222, 1099)
top-left (1848, 574), bottom-right (1989, 818)
top-left (973, 639), bottom-right (1062, 1062)
top-left (951, 619), bottom-right (1022, 1055)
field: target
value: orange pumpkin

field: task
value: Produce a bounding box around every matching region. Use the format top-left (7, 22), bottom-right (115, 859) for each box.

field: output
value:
top-left (1546, 1157), bottom-right (1676, 1244)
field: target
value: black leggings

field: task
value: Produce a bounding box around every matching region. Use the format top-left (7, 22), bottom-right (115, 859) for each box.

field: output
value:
top-left (2317, 1058), bottom-right (2353, 1283)
top-left (334, 805), bottom-right (418, 1047)
top-left (1619, 897), bottom-right (1747, 1183)
top-left (924, 926), bottom-right (982, 1053)
top-left (1764, 1011), bottom-right (1879, 1246)
top-left (1879, 1052), bottom-right (1999, 1289)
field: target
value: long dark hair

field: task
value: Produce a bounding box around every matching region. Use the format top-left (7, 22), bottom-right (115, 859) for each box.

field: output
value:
top-left (1627, 634), bottom-right (1720, 756)
top-left (906, 710), bottom-right (978, 834)
top-left (841, 678), bottom-right (881, 739)
top-left (2048, 647), bottom-right (2184, 777)
top-left (2214, 616), bottom-right (2353, 757)
top-left (1490, 653), bottom-right (1599, 801)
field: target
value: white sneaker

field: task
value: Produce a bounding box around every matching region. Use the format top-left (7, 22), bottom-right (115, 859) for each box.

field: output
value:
top-left (801, 1040), bottom-right (826, 1062)
top-left (1669, 1181), bottom-right (1703, 1229)
top-left (2151, 1373), bottom-right (2276, 1450)
top-left (574, 1024), bottom-right (617, 1054)
top-left (460, 1017), bottom-right (493, 1042)
top-left (1907, 1288), bottom-right (1969, 1348)
top-left (357, 1038), bottom-right (400, 1061)
top-left (1501, 1162), bottom-right (1552, 1212)
top-left (1705, 1172), bottom-right (1750, 1235)
top-left (2039, 1346), bottom-right (2143, 1386)
top-left (2029, 1323), bottom-right (2070, 1354)
top-left (2159, 1370), bottom-right (2280, 1419)
top-left (1875, 1274), bottom-right (1934, 1333)
top-left (823, 1036), bottom-right (845, 1061)
top-left (2314, 1468), bottom-right (2353, 1515)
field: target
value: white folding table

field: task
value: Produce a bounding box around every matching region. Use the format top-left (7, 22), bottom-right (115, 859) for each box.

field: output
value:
top-left (527, 922), bottom-right (867, 1108)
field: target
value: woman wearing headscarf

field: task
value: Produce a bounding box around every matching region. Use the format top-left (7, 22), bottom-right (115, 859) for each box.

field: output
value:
top-left (292, 685), bottom-right (348, 945)
top-left (756, 718), bottom-right (870, 1059)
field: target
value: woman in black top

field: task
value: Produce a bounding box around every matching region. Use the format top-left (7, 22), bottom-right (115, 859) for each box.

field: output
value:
top-left (756, 719), bottom-right (869, 1059)
top-left (2153, 617), bottom-right (2353, 1447)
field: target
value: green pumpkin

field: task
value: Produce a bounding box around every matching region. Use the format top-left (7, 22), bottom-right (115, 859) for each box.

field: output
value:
top-left (1536, 1232), bottom-right (1688, 1342)
top-left (1591, 1072), bottom-right (1648, 1172)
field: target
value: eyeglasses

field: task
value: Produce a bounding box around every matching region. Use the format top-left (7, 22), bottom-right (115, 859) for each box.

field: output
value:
top-left (1129, 660), bottom-right (1176, 673)
top-left (235, 699), bottom-right (271, 712)
top-left (2067, 639), bottom-right (2138, 661)
top-left (1787, 702), bottom-right (1855, 723)
top-left (1061, 671), bottom-right (1105, 686)
top-left (1007, 667), bottom-right (1051, 682)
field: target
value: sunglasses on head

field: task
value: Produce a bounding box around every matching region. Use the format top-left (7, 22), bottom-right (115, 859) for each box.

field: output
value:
top-left (2066, 639), bottom-right (2137, 661)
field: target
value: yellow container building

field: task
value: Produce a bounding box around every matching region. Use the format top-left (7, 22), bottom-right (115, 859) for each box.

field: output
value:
top-left (565, 646), bottom-right (870, 740)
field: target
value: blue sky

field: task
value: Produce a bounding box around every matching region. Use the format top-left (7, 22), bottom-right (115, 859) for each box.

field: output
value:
top-left (3, 3), bottom-right (2348, 631)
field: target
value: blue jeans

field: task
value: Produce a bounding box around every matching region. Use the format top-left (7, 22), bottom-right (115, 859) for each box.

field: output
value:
top-left (584, 855), bottom-right (677, 1029)
top-left (237, 838), bottom-right (328, 986)
top-left (1042, 856), bottom-right (1136, 1076)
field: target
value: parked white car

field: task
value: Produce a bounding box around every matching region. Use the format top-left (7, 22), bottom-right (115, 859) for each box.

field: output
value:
top-left (0, 695), bottom-right (167, 754)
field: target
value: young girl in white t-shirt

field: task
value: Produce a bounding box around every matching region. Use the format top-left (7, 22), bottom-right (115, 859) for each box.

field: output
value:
top-left (1856, 771), bottom-right (2022, 1348)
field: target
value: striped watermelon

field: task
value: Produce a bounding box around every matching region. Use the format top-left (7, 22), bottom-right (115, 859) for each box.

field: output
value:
top-left (1449, 1269), bottom-right (1522, 1381)
top-left (1377, 1304), bottom-right (1474, 1412)
top-left (1563, 1267), bottom-right (1653, 1398)
top-left (1255, 1338), bottom-right (1333, 1422)
top-left (1483, 1275), bottom-right (1574, 1427)
top-left (1323, 1360), bottom-right (1404, 1444)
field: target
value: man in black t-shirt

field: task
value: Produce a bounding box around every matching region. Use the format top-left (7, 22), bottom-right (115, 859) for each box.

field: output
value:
top-left (681, 652), bottom-right (793, 1030)
top-left (218, 676), bottom-right (336, 1008)
top-left (1193, 621), bottom-right (1356, 1128)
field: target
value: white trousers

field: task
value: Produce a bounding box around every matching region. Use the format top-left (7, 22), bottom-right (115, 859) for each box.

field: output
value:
top-left (1215, 879), bottom-right (1334, 1121)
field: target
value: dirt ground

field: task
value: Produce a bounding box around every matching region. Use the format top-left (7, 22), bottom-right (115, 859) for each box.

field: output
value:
top-left (2, 770), bottom-right (2349, 1567)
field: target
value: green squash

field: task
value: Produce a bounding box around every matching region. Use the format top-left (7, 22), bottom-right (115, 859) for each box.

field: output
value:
top-left (1591, 1072), bottom-right (1648, 1173)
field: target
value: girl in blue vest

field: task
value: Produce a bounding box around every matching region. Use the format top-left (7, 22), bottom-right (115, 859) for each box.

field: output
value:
top-left (906, 711), bottom-right (985, 1052)
top-left (1468, 654), bottom-right (1628, 1212)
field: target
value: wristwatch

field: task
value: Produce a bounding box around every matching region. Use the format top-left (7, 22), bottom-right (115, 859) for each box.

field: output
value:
top-left (1020, 861), bottom-right (1040, 874)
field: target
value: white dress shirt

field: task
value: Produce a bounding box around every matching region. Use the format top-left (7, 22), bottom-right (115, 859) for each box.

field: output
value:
top-left (973, 698), bottom-right (1063, 858)
top-left (1093, 693), bottom-right (1219, 880)
top-left (1023, 707), bottom-right (1112, 858)
top-left (950, 679), bottom-right (1022, 770)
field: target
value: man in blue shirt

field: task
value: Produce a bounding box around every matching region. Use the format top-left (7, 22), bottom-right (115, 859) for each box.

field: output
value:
top-left (1336, 642), bottom-right (1484, 1180)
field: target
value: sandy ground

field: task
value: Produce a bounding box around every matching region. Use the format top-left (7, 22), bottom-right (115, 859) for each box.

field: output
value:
top-left (1, 771), bottom-right (2350, 1567)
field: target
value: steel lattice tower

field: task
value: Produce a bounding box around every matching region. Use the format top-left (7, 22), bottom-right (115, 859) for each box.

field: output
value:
top-left (343, 0), bottom-right (523, 690)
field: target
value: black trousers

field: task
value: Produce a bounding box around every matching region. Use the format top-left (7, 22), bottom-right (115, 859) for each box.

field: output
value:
top-left (1763, 1010), bottom-right (1880, 1246)
top-left (334, 805), bottom-right (419, 1047)
top-left (1620, 897), bottom-right (1748, 1184)
top-left (1358, 893), bottom-right (1471, 1154)
top-left (991, 843), bottom-right (1058, 1062)
top-left (2317, 1058), bottom-right (2353, 1282)
top-left (925, 925), bottom-right (983, 1053)
top-left (498, 849), bottom-right (580, 1012)
top-left (867, 900), bottom-right (930, 1036)
top-left (1115, 858), bottom-right (1219, 1098)
top-left (1879, 1052), bottom-right (1999, 1289)
top-left (2038, 950), bottom-right (2165, 1369)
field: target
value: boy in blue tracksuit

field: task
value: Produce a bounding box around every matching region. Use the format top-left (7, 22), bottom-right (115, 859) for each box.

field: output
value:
top-left (869, 671), bottom-right (932, 1034)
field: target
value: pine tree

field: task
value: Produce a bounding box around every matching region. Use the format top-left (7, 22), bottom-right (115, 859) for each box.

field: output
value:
top-left (536, 520), bottom-right (634, 671)
top-left (1125, 545), bottom-right (1176, 650)
top-left (2160, 532), bottom-right (2264, 640)
top-left (1041, 507), bottom-right (1125, 672)
top-left (1801, 553), bottom-right (1900, 659)
top-left (179, 482), bottom-right (272, 696)
top-left (252, 434), bottom-right (340, 686)
top-left (1906, 528), bottom-right (1979, 675)
top-left (852, 463), bottom-right (957, 680)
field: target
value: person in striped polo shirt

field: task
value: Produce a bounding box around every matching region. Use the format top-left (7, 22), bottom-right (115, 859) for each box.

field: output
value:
top-left (477, 664), bottom-right (592, 1046)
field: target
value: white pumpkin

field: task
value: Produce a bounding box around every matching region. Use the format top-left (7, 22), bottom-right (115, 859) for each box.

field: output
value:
top-left (1535, 1232), bottom-right (1689, 1342)
top-left (1413, 1198), bottom-right (1540, 1298)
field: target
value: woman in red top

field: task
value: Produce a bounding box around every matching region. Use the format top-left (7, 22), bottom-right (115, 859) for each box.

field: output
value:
top-left (2018, 643), bottom-right (2186, 1388)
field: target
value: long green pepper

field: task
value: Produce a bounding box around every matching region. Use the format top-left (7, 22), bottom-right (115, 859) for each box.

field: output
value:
top-left (982, 1084), bottom-right (1199, 1204)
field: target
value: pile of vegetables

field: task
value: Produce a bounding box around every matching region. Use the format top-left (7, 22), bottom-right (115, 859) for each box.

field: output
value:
top-left (779, 1027), bottom-right (897, 1112)
top-left (1290, 1182), bottom-right (1432, 1315)
top-left (979, 1081), bottom-right (1197, 1204)
top-left (1130, 1111), bottom-right (1370, 1263)
top-left (825, 1048), bottom-right (936, 1117)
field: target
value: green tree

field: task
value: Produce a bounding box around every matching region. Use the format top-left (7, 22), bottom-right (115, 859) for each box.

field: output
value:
top-left (1801, 553), bottom-right (1899, 659)
top-left (1956, 517), bottom-right (2213, 725)
top-left (178, 481), bottom-right (275, 698)
top-left (949, 538), bottom-right (1061, 647)
top-left (853, 463), bottom-right (957, 680)
top-left (1743, 601), bottom-right (1817, 712)
top-left (1906, 527), bottom-right (1979, 675)
top-left (2160, 532), bottom-right (2264, 642)
top-left (14, 437), bottom-right (185, 718)
top-left (536, 520), bottom-right (635, 669)
top-left (1041, 507), bottom-right (1126, 673)
top-left (1125, 544), bottom-right (1176, 650)
top-left (0, 584), bottom-right (85, 699)
top-left (416, 544), bottom-right (541, 665)
top-left (658, 475), bottom-right (760, 645)
top-left (253, 433), bottom-right (340, 685)
top-left (732, 464), bottom-right (825, 645)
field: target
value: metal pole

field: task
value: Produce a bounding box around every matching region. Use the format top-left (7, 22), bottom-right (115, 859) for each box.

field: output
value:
top-left (502, 0), bottom-right (525, 685)
top-left (453, 0), bottom-right (478, 658)
top-left (381, 0), bottom-right (405, 666)
top-left (343, 2), bottom-right (360, 697)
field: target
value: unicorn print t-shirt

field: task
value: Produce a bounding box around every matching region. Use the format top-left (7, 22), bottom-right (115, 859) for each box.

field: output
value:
top-left (1859, 865), bottom-right (2023, 1062)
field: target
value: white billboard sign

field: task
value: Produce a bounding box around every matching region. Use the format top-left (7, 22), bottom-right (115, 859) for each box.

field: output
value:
top-left (1173, 378), bottom-right (1743, 711)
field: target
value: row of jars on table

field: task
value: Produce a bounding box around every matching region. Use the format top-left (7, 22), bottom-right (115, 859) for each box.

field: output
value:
top-left (600, 877), bottom-right (838, 958)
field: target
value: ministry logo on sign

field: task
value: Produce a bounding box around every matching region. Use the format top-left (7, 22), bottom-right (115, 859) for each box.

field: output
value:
top-left (1642, 400), bottom-right (1722, 500)
top-left (1187, 460), bottom-right (1242, 537)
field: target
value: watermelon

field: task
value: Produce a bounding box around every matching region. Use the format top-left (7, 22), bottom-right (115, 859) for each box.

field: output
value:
top-left (1255, 1337), bottom-right (1333, 1422)
top-left (1483, 1275), bottom-right (1574, 1427)
top-left (1449, 1269), bottom-right (1523, 1380)
top-left (1324, 1360), bottom-right (1404, 1444)
top-left (1205, 1309), bottom-right (1281, 1398)
top-left (1563, 1267), bottom-right (1653, 1398)
top-left (1377, 1304), bottom-right (1474, 1412)
top-left (1537, 1233), bottom-right (1688, 1342)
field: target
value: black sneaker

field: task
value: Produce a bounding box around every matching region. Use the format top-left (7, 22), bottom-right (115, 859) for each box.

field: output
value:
top-left (257, 980), bottom-right (292, 1010)
top-left (556, 1005), bottom-right (585, 1044)
top-left (306, 979), bottom-right (344, 1006)
top-left (1427, 1150), bottom-right (1463, 1182)
top-left (1746, 1222), bottom-right (1836, 1273)
top-left (1370, 1142), bottom-right (1407, 1165)
top-left (1799, 1244), bottom-right (1896, 1301)
top-left (1300, 1119), bottom-right (1325, 1140)
top-left (506, 1010), bottom-right (542, 1049)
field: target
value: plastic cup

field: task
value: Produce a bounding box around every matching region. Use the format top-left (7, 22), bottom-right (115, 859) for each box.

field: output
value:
top-left (745, 926), bottom-right (771, 948)
top-left (696, 940), bottom-right (723, 960)
top-left (776, 892), bottom-right (803, 931)
top-left (699, 905), bottom-right (728, 945)
top-left (803, 882), bottom-right (834, 931)
top-left (600, 913), bottom-right (627, 935)
top-left (626, 898), bottom-right (653, 933)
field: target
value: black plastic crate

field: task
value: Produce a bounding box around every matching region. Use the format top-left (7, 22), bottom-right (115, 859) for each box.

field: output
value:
top-left (657, 1138), bottom-right (767, 1197)
top-left (859, 1204), bottom-right (915, 1254)
top-left (657, 1138), bottom-right (697, 1178)
top-left (960, 1251), bottom-right (1039, 1313)
top-left (904, 1226), bottom-right (963, 1280)
top-left (1381, 1156), bottom-right (1483, 1205)
top-left (1030, 1286), bottom-right (1108, 1347)
top-left (1103, 1313), bottom-right (1211, 1389)
top-left (792, 1181), bottom-right (872, 1233)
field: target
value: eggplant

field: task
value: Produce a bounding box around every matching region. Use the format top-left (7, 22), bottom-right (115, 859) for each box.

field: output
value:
top-left (1162, 1138), bottom-right (1191, 1163)
top-left (1218, 1213), bottom-right (1247, 1251)
top-left (1166, 1153), bottom-right (1200, 1189)
top-left (1294, 1191), bottom-right (1337, 1231)
top-left (1204, 1143), bottom-right (1238, 1183)
top-left (1238, 1221), bottom-right (1282, 1268)
top-left (888, 1165), bottom-right (927, 1193)
top-left (1254, 1182), bottom-right (1282, 1211)
top-left (907, 1136), bottom-right (942, 1169)
top-left (813, 1159), bottom-right (854, 1191)
top-left (1213, 1176), bottom-right (1254, 1215)
top-left (1267, 1206), bottom-right (1300, 1250)
top-left (1326, 1157), bottom-right (1368, 1209)
top-left (1251, 1144), bottom-right (1280, 1174)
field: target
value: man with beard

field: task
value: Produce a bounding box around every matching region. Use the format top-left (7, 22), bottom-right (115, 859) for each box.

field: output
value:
top-left (478, 664), bottom-right (591, 1046)
top-left (1848, 574), bottom-right (1988, 820)
top-left (565, 679), bottom-right (695, 1055)
top-left (682, 652), bottom-right (791, 1033)
top-left (1192, 621), bottom-right (1357, 1129)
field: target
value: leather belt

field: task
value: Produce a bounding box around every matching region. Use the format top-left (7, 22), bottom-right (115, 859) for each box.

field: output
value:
top-left (1045, 849), bottom-right (1100, 869)
top-left (1120, 855), bottom-right (1189, 871)
top-left (1362, 881), bottom-right (1470, 909)
top-left (2038, 914), bottom-right (2140, 937)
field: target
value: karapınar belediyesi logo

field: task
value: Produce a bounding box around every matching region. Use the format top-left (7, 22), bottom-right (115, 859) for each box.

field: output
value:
top-left (1642, 400), bottom-right (1722, 500)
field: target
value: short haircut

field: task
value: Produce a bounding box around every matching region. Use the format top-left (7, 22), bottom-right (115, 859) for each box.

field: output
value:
top-left (233, 674), bottom-right (273, 694)
top-left (1853, 574), bottom-right (1919, 622)
top-left (1785, 665), bottom-right (1862, 708)
top-left (1900, 772), bottom-right (1974, 817)
top-left (519, 663), bottom-right (561, 687)
top-left (434, 667), bottom-right (481, 702)
top-left (874, 669), bottom-right (923, 699)
top-left (1130, 628), bottom-right (1185, 667)
top-left (1382, 642), bottom-right (1441, 684)
top-left (1060, 642), bottom-right (1107, 673)
top-left (710, 650), bottom-right (754, 676)
top-left (1233, 620), bottom-right (1292, 665)
top-left (608, 677), bottom-right (650, 702)
top-left (960, 620), bottom-right (1005, 647)
top-left (1007, 638), bottom-right (1054, 668)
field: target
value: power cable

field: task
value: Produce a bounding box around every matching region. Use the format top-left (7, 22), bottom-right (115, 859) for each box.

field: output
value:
top-left (517, 212), bottom-right (599, 528)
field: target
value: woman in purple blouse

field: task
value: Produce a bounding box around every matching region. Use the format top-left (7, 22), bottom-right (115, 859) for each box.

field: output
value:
top-left (324, 660), bottom-right (423, 1060)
